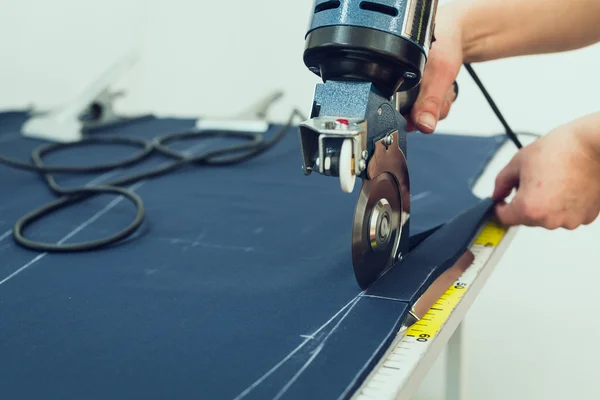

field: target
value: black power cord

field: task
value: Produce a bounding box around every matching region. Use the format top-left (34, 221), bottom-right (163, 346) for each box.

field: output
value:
top-left (463, 63), bottom-right (524, 149)
top-left (1, 109), bottom-right (306, 252)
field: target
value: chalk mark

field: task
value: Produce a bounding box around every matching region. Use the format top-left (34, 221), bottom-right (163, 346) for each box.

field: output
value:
top-left (361, 294), bottom-right (406, 303)
top-left (411, 191), bottom-right (431, 202)
top-left (232, 292), bottom-right (364, 400)
top-left (272, 296), bottom-right (362, 399)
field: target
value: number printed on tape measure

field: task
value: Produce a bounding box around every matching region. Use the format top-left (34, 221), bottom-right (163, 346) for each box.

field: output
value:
top-left (405, 285), bottom-right (466, 339)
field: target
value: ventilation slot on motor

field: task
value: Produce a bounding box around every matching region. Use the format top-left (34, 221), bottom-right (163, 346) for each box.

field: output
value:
top-left (315, 0), bottom-right (341, 13)
top-left (359, 1), bottom-right (399, 17)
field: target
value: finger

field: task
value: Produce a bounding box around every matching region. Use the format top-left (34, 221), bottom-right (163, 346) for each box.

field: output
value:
top-left (492, 154), bottom-right (522, 201)
top-left (496, 188), bottom-right (565, 229)
top-left (494, 193), bottom-right (539, 227)
top-left (494, 201), bottom-right (523, 227)
top-left (410, 58), bottom-right (459, 134)
top-left (439, 101), bottom-right (450, 121)
top-left (584, 209), bottom-right (600, 225)
top-left (564, 219), bottom-right (582, 231)
top-left (439, 87), bottom-right (457, 120)
top-left (404, 116), bottom-right (417, 132)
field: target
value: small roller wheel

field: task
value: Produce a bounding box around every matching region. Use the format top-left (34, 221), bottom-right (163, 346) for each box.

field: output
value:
top-left (339, 139), bottom-right (356, 193)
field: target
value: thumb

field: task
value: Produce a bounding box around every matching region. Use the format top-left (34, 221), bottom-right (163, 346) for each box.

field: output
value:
top-left (411, 57), bottom-right (460, 133)
top-left (492, 154), bottom-right (521, 201)
top-left (494, 200), bottom-right (523, 227)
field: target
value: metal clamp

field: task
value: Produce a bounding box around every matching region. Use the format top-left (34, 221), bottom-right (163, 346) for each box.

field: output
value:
top-left (195, 90), bottom-right (284, 133)
top-left (21, 51), bottom-right (141, 143)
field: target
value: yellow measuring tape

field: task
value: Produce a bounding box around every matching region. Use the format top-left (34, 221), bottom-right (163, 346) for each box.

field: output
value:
top-left (405, 221), bottom-right (507, 340)
top-left (474, 220), bottom-right (506, 247)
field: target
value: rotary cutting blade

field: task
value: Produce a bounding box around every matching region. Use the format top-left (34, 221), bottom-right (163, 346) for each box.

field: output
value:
top-left (351, 172), bottom-right (403, 289)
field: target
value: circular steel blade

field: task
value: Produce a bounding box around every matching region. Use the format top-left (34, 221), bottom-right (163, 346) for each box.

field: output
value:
top-left (351, 172), bottom-right (402, 289)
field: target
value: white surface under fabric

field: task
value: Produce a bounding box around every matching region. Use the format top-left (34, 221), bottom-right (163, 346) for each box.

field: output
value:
top-left (2, 0), bottom-right (600, 399)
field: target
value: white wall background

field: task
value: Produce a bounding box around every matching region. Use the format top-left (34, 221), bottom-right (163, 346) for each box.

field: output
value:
top-left (2, 1), bottom-right (600, 399)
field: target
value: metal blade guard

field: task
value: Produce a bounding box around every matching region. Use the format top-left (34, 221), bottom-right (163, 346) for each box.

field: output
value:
top-left (299, 81), bottom-right (411, 288)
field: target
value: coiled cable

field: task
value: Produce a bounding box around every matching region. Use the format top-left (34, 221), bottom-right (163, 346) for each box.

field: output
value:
top-left (2, 109), bottom-right (305, 252)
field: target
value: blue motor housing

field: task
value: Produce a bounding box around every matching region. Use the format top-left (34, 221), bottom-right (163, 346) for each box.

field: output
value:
top-left (304, 0), bottom-right (439, 97)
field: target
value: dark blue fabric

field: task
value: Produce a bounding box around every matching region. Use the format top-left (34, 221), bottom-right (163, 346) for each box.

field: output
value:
top-left (0, 111), bottom-right (504, 399)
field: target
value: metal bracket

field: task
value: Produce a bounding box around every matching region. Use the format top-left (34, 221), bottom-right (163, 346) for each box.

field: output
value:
top-left (21, 51), bottom-right (140, 143)
top-left (298, 116), bottom-right (367, 176)
top-left (195, 90), bottom-right (284, 133)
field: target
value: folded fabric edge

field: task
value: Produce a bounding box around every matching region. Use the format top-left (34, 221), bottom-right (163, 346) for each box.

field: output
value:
top-left (408, 224), bottom-right (443, 251)
top-left (341, 198), bottom-right (496, 399)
